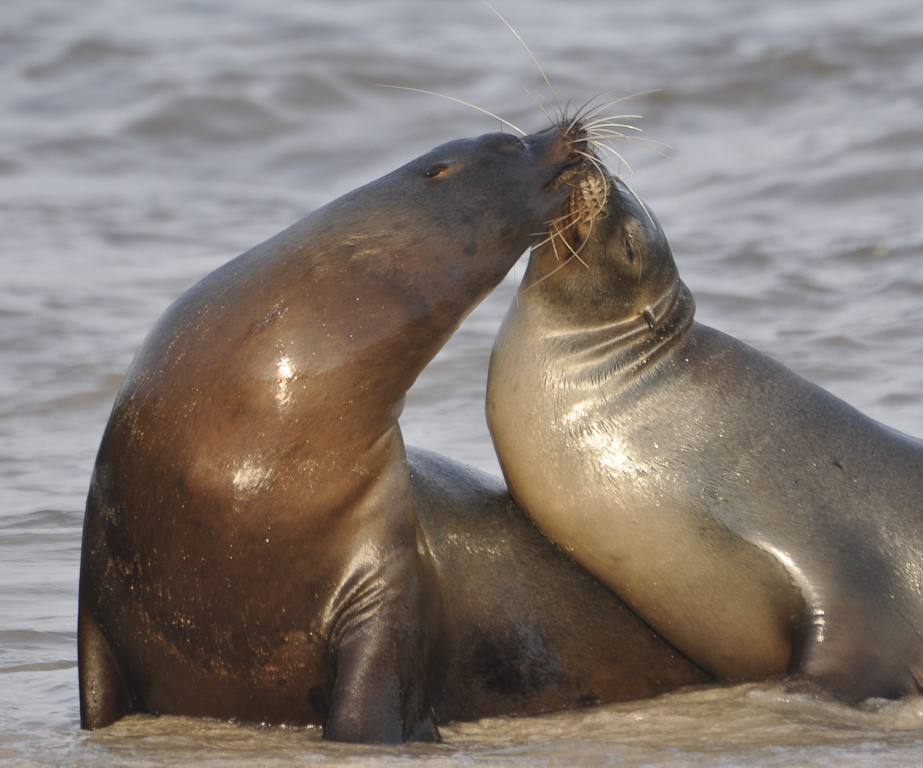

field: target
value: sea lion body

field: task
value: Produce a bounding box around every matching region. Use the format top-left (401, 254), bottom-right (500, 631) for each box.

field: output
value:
top-left (408, 448), bottom-right (709, 721)
top-left (487, 166), bottom-right (923, 701)
top-left (79, 128), bottom-right (587, 742)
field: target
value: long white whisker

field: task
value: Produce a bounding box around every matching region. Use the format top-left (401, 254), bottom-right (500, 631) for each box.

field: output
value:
top-left (550, 224), bottom-right (563, 262)
top-left (535, 89), bottom-right (561, 121)
top-left (559, 226), bottom-right (589, 267)
top-left (600, 137), bottom-right (674, 160)
top-left (376, 85), bottom-right (525, 135)
top-left (590, 135), bottom-right (673, 161)
top-left (572, 86), bottom-right (646, 115)
top-left (523, 252), bottom-right (578, 293)
top-left (581, 110), bottom-right (644, 128)
top-left (586, 133), bottom-right (634, 147)
top-left (617, 135), bottom-right (673, 150)
top-left (574, 97), bottom-right (646, 122)
top-left (580, 146), bottom-right (633, 175)
top-left (586, 144), bottom-right (635, 174)
top-left (583, 121), bottom-right (644, 134)
top-left (569, 89), bottom-right (661, 138)
top-left (616, 174), bottom-right (655, 226)
top-left (523, 86), bottom-right (555, 125)
top-left (481, 0), bottom-right (563, 119)
top-left (583, 113), bottom-right (644, 124)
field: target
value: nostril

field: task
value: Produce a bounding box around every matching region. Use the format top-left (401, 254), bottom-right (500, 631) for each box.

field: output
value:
top-left (489, 133), bottom-right (528, 154)
top-left (540, 124), bottom-right (587, 166)
top-left (564, 126), bottom-right (588, 152)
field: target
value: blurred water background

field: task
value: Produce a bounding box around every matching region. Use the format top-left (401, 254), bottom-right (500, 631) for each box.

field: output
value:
top-left (3, 0), bottom-right (923, 765)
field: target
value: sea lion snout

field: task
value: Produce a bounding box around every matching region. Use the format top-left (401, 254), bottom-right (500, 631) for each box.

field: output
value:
top-left (523, 123), bottom-right (588, 192)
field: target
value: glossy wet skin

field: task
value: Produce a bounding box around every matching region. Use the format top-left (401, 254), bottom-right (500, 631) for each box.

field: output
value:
top-left (407, 448), bottom-right (710, 722)
top-left (488, 163), bottom-right (923, 701)
top-left (79, 127), bottom-right (590, 743)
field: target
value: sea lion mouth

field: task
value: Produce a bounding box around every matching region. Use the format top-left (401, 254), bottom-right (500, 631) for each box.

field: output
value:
top-left (545, 131), bottom-right (589, 191)
top-left (545, 124), bottom-right (610, 251)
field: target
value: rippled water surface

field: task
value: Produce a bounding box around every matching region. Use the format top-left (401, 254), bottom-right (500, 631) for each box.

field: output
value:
top-left (3, 0), bottom-right (923, 765)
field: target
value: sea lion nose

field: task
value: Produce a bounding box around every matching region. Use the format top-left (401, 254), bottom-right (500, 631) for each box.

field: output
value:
top-left (525, 124), bottom-right (587, 168)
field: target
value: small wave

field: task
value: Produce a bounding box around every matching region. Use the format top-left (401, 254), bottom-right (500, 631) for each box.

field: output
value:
top-left (0, 509), bottom-right (82, 530)
top-left (127, 95), bottom-right (292, 145)
top-left (0, 661), bottom-right (77, 675)
top-left (24, 38), bottom-right (147, 81)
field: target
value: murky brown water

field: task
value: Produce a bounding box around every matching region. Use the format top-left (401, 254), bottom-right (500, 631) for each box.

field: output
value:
top-left (3, 0), bottom-right (923, 764)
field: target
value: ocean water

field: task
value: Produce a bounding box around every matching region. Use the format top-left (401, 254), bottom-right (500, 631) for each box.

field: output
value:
top-left (3, 0), bottom-right (923, 765)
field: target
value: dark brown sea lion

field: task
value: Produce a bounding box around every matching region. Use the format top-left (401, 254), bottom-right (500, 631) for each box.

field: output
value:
top-left (487, 135), bottom-right (923, 702)
top-left (79, 126), bottom-right (708, 744)
top-left (78, 127), bottom-right (582, 742)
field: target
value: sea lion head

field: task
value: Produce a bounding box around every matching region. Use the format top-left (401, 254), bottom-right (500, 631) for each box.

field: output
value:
top-left (341, 126), bottom-right (588, 301)
top-left (520, 125), bottom-right (681, 327)
top-left (293, 126), bottom-right (585, 330)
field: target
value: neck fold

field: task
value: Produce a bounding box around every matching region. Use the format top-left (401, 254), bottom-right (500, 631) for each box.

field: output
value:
top-left (538, 280), bottom-right (696, 385)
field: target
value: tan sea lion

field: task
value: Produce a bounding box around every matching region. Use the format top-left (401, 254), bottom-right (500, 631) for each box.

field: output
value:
top-left (488, 135), bottom-right (923, 702)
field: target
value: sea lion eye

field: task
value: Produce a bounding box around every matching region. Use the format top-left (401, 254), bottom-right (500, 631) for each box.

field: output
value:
top-left (425, 162), bottom-right (450, 178)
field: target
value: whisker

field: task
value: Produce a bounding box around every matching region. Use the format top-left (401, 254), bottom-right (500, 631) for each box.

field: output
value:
top-left (573, 86), bottom-right (643, 111)
top-left (590, 138), bottom-right (635, 154)
top-left (603, 137), bottom-right (674, 161)
top-left (523, 86), bottom-right (555, 125)
top-left (534, 89), bottom-right (562, 122)
top-left (544, 213), bottom-right (574, 228)
top-left (546, 196), bottom-right (599, 229)
top-left (585, 125), bottom-right (644, 141)
top-left (583, 112), bottom-right (645, 123)
top-left (583, 121), bottom-right (644, 134)
top-left (618, 135), bottom-right (673, 151)
top-left (376, 85), bottom-right (525, 135)
top-left (561, 94), bottom-right (582, 127)
top-left (583, 88), bottom-right (661, 108)
top-left (571, 89), bottom-right (657, 124)
top-left (550, 224), bottom-right (563, 262)
top-left (545, 210), bottom-right (589, 239)
top-left (579, 147), bottom-right (631, 175)
top-left (585, 131), bottom-right (642, 145)
top-left (615, 174), bottom-right (655, 226)
top-left (585, 144), bottom-right (634, 174)
top-left (589, 134), bottom-right (673, 161)
top-left (581, 111), bottom-right (644, 129)
top-left (566, 96), bottom-right (627, 132)
top-left (481, 0), bottom-right (563, 119)
top-left (522, 252), bottom-right (579, 293)
top-left (560, 226), bottom-right (589, 268)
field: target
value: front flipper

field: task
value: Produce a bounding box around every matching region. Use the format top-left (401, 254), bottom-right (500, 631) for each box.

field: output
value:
top-left (322, 549), bottom-right (440, 743)
top-left (325, 625), bottom-right (438, 743)
top-left (793, 591), bottom-right (923, 701)
top-left (78, 605), bottom-right (142, 729)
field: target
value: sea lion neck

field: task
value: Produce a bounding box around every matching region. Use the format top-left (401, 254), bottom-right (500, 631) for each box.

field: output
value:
top-left (530, 278), bottom-right (697, 386)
